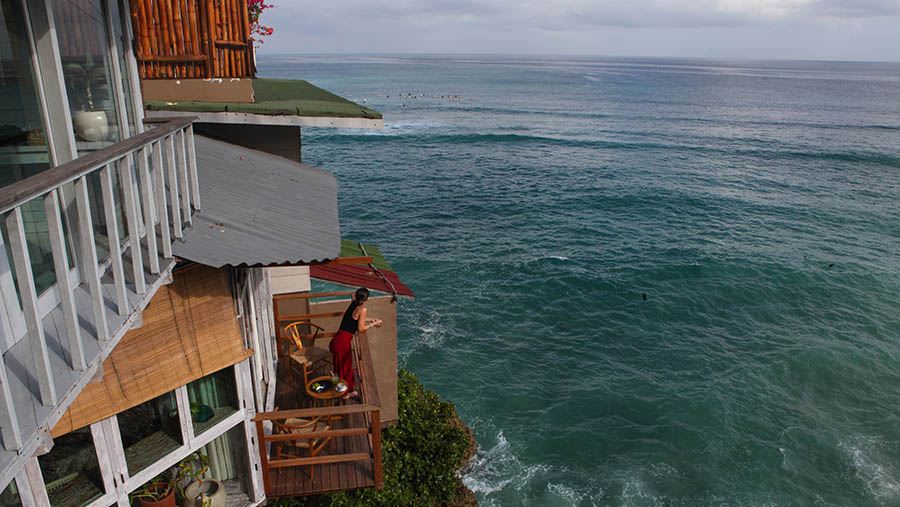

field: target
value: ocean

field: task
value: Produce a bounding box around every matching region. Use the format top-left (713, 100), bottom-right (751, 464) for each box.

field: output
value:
top-left (257, 54), bottom-right (900, 506)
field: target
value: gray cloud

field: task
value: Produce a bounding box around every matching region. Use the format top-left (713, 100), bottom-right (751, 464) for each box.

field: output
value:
top-left (258, 0), bottom-right (900, 60)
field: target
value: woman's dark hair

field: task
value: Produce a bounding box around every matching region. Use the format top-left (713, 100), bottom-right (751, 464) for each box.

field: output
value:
top-left (353, 287), bottom-right (370, 304)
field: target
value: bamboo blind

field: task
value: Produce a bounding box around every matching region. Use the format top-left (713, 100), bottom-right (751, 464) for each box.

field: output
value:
top-left (52, 265), bottom-right (252, 437)
top-left (129, 0), bottom-right (255, 79)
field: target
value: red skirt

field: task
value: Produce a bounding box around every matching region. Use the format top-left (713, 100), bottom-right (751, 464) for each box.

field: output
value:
top-left (329, 329), bottom-right (355, 391)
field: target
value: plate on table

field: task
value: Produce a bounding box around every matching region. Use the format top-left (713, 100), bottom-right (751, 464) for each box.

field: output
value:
top-left (310, 380), bottom-right (334, 393)
top-left (335, 383), bottom-right (348, 393)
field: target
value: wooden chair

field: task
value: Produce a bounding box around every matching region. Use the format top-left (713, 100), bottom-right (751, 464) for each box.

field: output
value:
top-left (271, 407), bottom-right (333, 481)
top-left (281, 320), bottom-right (331, 391)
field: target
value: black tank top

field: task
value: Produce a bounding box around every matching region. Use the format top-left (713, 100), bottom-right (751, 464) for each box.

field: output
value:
top-left (338, 302), bottom-right (360, 333)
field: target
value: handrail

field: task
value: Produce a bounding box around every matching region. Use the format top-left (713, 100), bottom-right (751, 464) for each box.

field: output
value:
top-left (252, 403), bottom-right (378, 421)
top-left (0, 116), bottom-right (196, 213)
top-left (272, 290), bottom-right (355, 301)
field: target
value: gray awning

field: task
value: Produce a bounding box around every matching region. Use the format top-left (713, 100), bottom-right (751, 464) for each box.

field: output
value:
top-left (173, 135), bottom-right (340, 267)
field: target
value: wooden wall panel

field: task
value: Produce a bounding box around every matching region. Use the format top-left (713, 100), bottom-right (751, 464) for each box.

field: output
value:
top-left (129, 0), bottom-right (253, 79)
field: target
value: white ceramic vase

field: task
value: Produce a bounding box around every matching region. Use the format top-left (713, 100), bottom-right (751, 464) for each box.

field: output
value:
top-left (182, 479), bottom-right (226, 507)
top-left (73, 110), bottom-right (109, 141)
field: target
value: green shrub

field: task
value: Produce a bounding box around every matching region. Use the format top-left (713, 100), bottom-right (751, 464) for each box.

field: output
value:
top-left (273, 369), bottom-right (471, 507)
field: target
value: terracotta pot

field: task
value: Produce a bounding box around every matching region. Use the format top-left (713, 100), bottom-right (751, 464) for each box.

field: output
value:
top-left (135, 484), bottom-right (175, 507)
top-left (182, 479), bottom-right (226, 507)
top-left (73, 110), bottom-right (109, 141)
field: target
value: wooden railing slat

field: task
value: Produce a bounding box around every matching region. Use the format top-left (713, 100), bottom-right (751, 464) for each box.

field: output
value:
top-left (186, 125), bottom-right (201, 210)
top-left (137, 147), bottom-right (160, 274)
top-left (253, 404), bottom-right (378, 422)
top-left (6, 208), bottom-right (56, 406)
top-left (99, 165), bottom-right (129, 316)
top-left (0, 358), bottom-right (21, 450)
top-left (176, 129), bottom-right (191, 225)
top-left (272, 290), bottom-right (355, 301)
top-left (44, 190), bottom-right (86, 368)
top-left (275, 311), bottom-right (344, 322)
top-left (118, 156), bottom-right (146, 295)
top-left (74, 177), bottom-right (109, 342)
top-left (262, 427), bottom-right (369, 443)
top-left (267, 453), bottom-right (371, 469)
top-left (0, 229), bottom-right (24, 349)
top-left (165, 134), bottom-right (183, 239)
top-left (152, 141), bottom-right (173, 258)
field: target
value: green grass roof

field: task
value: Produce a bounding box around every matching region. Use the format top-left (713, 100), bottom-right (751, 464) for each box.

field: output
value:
top-left (144, 78), bottom-right (382, 120)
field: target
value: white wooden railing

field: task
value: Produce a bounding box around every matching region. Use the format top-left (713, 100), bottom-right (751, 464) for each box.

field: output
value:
top-left (0, 117), bottom-right (199, 452)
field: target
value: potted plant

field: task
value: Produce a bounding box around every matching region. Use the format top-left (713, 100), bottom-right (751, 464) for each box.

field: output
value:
top-left (63, 56), bottom-right (110, 141)
top-left (129, 472), bottom-right (175, 507)
top-left (176, 452), bottom-right (226, 507)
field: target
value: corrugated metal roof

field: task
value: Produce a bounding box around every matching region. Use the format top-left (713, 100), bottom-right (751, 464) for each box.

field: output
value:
top-left (174, 135), bottom-right (340, 267)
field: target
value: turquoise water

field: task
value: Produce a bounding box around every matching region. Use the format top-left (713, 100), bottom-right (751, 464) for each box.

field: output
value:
top-left (259, 55), bottom-right (900, 506)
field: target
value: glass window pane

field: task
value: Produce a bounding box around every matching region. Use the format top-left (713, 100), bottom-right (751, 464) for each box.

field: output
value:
top-left (53, 0), bottom-right (121, 151)
top-left (38, 428), bottom-right (105, 507)
top-left (118, 391), bottom-right (182, 476)
top-left (108, 0), bottom-right (136, 135)
top-left (1, 0), bottom-right (57, 294)
top-left (0, 480), bottom-right (21, 507)
top-left (187, 368), bottom-right (238, 435)
top-left (187, 426), bottom-right (250, 505)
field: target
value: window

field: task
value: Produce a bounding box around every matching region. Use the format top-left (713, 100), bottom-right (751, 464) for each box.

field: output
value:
top-left (117, 391), bottom-right (182, 476)
top-left (187, 368), bottom-right (239, 436)
top-left (38, 428), bottom-right (105, 507)
top-left (189, 425), bottom-right (251, 504)
top-left (52, 0), bottom-right (121, 151)
top-left (0, 480), bottom-right (21, 506)
top-left (1, 0), bottom-right (58, 295)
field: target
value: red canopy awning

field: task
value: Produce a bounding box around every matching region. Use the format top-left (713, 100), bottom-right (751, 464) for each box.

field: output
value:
top-left (310, 264), bottom-right (415, 298)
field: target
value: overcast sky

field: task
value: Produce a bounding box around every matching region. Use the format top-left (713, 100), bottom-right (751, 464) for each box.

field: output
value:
top-left (256, 0), bottom-right (900, 61)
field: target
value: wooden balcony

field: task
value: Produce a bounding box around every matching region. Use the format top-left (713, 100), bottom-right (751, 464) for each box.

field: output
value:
top-left (0, 117), bottom-right (200, 487)
top-left (253, 331), bottom-right (384, 498)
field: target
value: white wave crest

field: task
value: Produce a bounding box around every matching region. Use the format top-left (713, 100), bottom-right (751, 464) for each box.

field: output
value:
top-left (840, 436), bottom-right (900, 504)
top-left (460, 430), bottom-right (550, 499)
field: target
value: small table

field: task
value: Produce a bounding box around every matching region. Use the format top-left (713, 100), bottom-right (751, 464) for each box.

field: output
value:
top-left (306, 376), bottom-right (348, 403)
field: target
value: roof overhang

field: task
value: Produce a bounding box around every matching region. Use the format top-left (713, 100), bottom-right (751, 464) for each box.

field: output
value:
top-left (144, 78), bottom-right (384, 129)
top-left (145, 109), bottom-right (383, 129)
top-left (173, 135), bottom-right (341, 267)
top-left (310, 240), bottom-right (415, 298)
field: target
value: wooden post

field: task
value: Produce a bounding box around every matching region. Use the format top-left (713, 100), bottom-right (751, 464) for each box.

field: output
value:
top-left (256, 420), bottom-right (271, 496)
top-left (372, 408), bottom-right (382, 489)
top-left (205, 0), bottom-right (217, 76)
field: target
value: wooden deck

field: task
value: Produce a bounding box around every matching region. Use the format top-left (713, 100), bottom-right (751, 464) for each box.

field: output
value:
top-left (265, 355), bottom-right (375, 497)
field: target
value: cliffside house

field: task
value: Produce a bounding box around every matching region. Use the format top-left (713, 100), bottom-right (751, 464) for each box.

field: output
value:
top-left (0, 0), bottom-right (409, 504)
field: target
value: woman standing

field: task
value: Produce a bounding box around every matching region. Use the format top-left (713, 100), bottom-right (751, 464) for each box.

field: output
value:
top-left (331, 287), bottom-right (382, 399)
